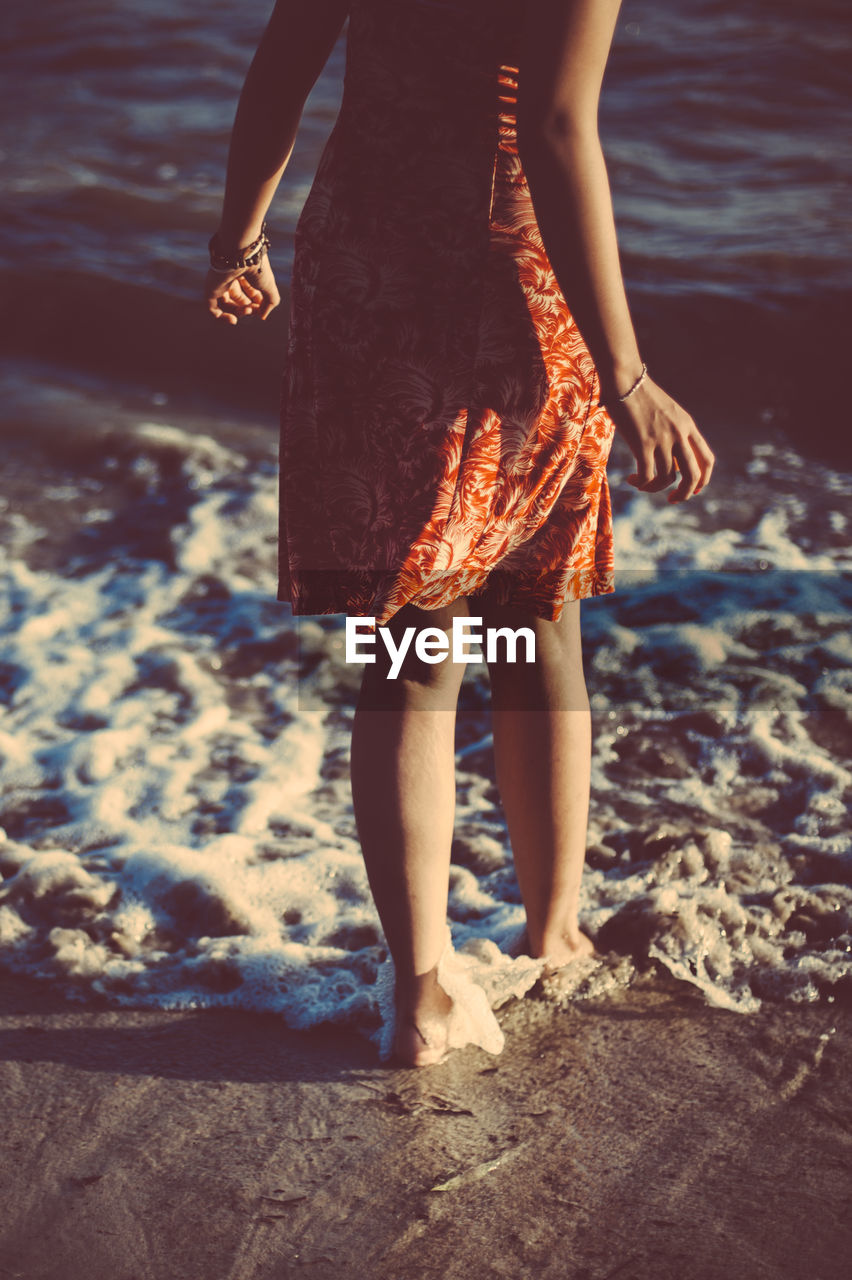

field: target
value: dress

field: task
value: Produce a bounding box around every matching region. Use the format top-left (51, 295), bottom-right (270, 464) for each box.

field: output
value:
top-left (277, 0), bottom-right (616, 627)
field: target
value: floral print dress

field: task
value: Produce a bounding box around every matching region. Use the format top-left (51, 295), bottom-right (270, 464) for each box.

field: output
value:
top-left (277, 0), bottom-right (616, 626)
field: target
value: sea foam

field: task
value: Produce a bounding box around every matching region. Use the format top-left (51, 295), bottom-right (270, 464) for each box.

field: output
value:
top-left (0, 423), bottom-right (850, 1052)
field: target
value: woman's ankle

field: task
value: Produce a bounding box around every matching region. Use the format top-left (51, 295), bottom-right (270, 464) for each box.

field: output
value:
top-left (393, 965), bottom-right (453, 1016)
top-left (528, 920), bottom-right (593, 960)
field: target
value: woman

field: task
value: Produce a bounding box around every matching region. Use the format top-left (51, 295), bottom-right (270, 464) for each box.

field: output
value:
top-left (205, 0), bottom-right (715, 1066)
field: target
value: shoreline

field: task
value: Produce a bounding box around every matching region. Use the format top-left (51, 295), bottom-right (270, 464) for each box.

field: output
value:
top-left (1, 969), bottom-right (849, 1280)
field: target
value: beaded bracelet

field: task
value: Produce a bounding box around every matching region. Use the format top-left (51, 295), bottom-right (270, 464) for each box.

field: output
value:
top-left (208, 223), bottom-right (270, 274)
top-left (618, 362), bottom-right (649, 402)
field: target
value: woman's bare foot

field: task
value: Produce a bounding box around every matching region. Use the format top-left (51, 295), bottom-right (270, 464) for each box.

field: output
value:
top-left (392, 976), bottom-right (455, 1068)
top-left (513, 925), bottom-right (597, 971)
top-left (538, 927), bottom-right (597, 975)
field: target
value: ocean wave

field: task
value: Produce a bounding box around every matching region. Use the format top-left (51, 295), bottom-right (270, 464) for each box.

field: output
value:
top-left (0, 420), bottom-right (849, 1046)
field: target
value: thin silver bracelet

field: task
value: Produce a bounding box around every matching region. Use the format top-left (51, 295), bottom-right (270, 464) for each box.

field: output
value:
top-left (618, 362), bottom-right (649, 402)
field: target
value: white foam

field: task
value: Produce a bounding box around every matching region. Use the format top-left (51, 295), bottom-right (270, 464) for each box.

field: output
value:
top-left (0, 428), bottom-right (849, 1044)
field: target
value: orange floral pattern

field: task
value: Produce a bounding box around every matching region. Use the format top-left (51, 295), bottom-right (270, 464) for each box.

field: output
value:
top-left (277, 0), bottom-right (616, 626)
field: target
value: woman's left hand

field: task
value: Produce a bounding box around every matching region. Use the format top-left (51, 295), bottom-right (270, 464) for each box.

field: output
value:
top-left (205, 256), bottom-right (281, 324)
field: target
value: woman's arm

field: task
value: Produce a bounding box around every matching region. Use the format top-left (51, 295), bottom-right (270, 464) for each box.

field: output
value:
top-left (517, 0), bottom-right (714, 501)
top-left (206, 0), bottom-right (349, 323)
top-left (217, 0), bottom-right (350, 251)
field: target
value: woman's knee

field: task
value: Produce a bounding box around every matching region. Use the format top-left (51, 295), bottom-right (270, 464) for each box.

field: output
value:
top-left (479, 599), bottom-right (587, 709)
top-left (360, 598), bottom-right (471, 701)
top-left (479, 599), bottom-right (583, 667)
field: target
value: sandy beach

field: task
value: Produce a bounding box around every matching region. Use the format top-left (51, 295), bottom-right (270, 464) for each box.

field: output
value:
top-left (1, 969), bottom-right (849, 1280)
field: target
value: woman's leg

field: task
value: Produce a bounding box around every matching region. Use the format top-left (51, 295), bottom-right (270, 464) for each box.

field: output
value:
top-left (350, 597), bottom-right (470, 1065)
top-left (480, 598), bottom-right (595, 966)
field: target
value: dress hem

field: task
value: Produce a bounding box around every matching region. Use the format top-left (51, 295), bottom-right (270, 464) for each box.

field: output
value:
top-left (274, 572), bottom-right (616, 627)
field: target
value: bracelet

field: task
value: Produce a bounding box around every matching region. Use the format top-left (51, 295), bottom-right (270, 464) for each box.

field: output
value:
top-left (208, 222), bottom-right (270, 274)
top-left (617, 362), bottom-right (649, 402)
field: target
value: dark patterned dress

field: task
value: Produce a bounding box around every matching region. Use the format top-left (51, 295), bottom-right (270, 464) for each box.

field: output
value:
top-left (277, 0), bottom-right (616, 626)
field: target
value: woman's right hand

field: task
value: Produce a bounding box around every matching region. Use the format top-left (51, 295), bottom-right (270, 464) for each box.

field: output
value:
top-left (607, 376), bottom-right (715, 503)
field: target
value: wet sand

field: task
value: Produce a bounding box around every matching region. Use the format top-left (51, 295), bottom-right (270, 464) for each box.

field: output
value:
top-left (1, 970), bottom-right (849, 1280)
